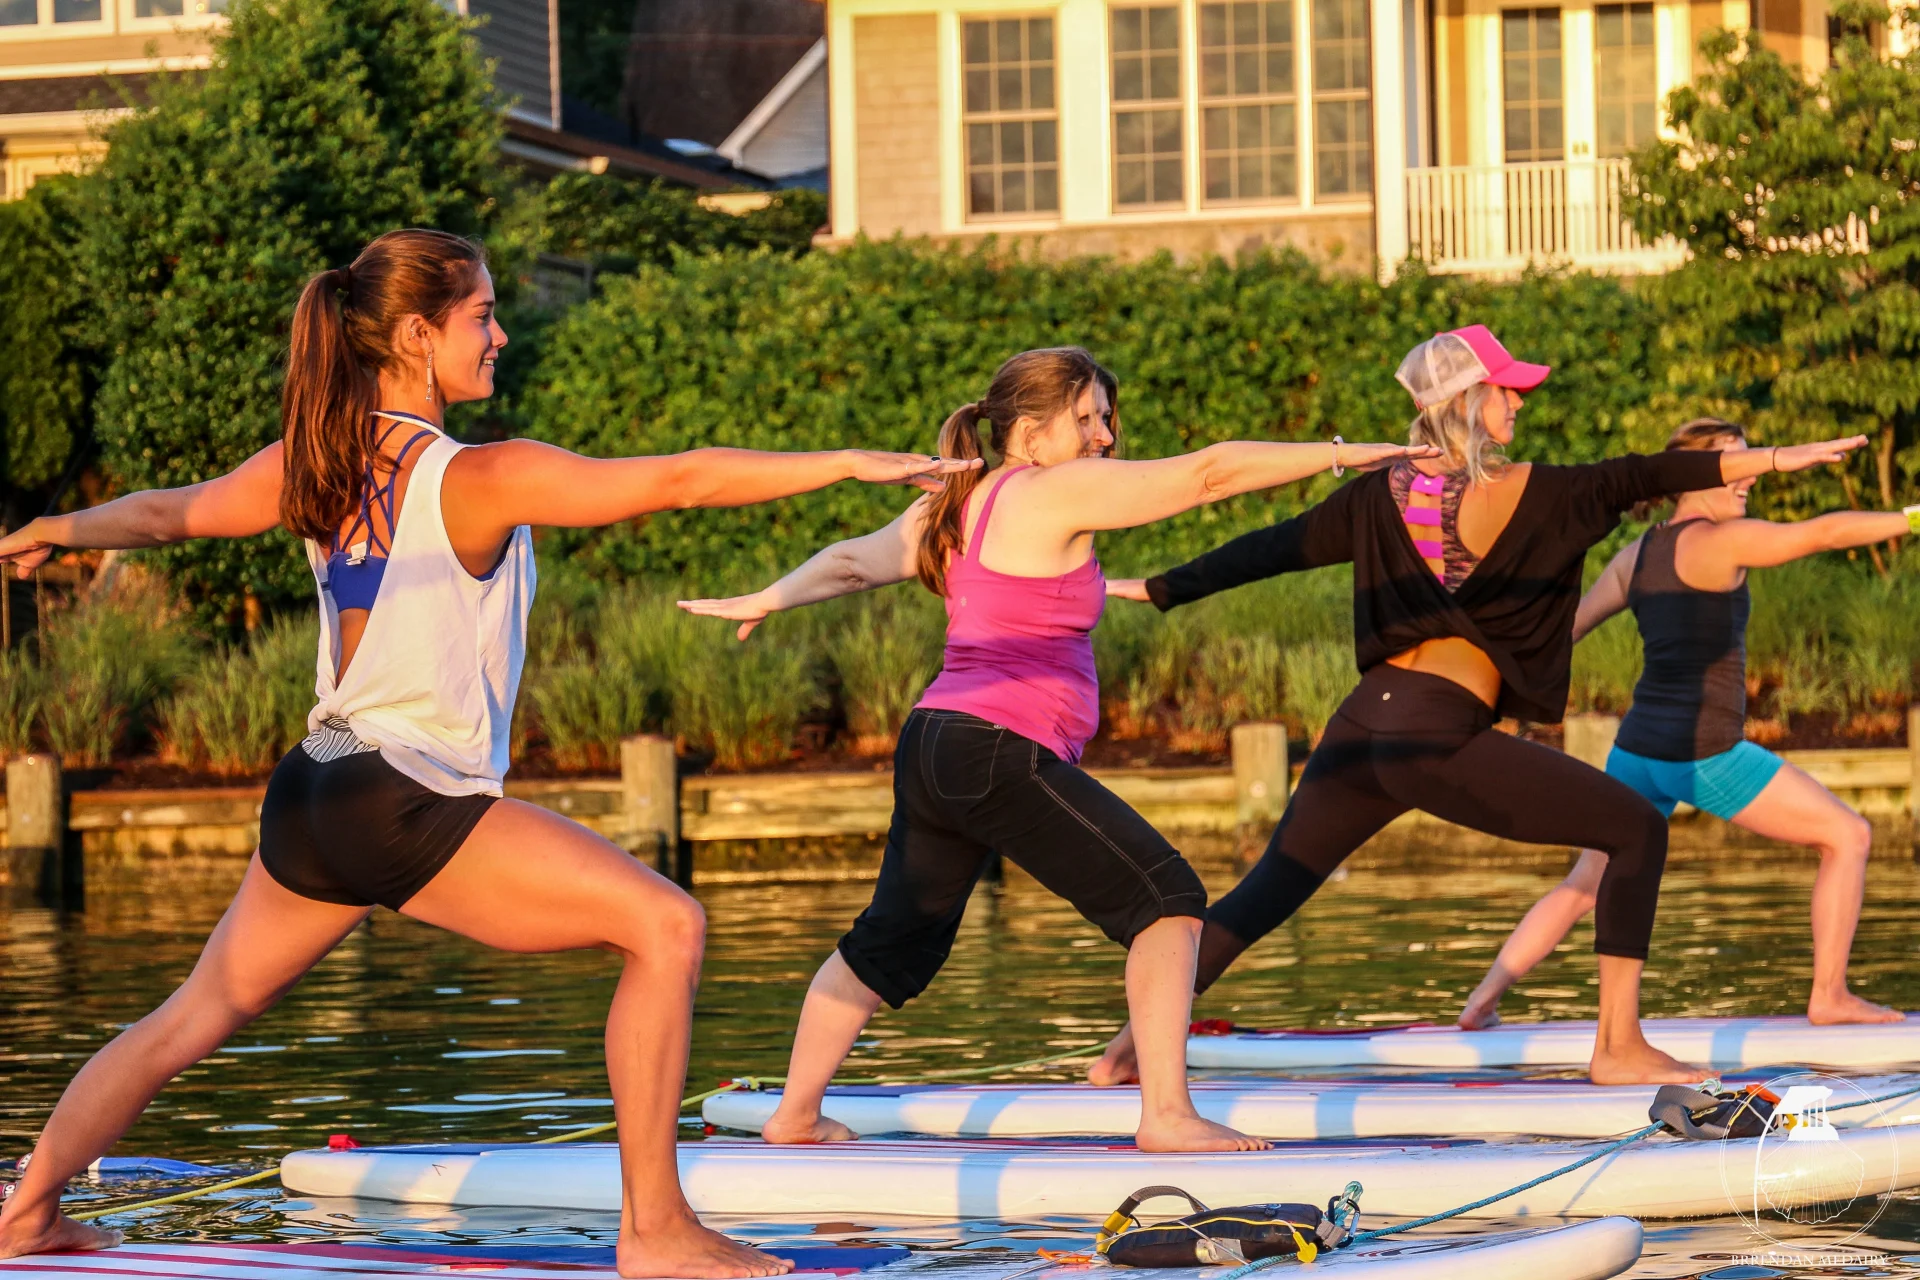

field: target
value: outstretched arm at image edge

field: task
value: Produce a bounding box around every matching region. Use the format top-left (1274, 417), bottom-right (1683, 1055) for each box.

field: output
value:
top-left (0, 443), bottom-right (284, 574)
top-left (1143, 480), bottom-right (1361, 612)
top-left (678, 501), bottom-right (927, 640)
top-left (1705, 510), bottom-right (1912, 571)
top-left (1571, 541), bottom-right (1638, 643)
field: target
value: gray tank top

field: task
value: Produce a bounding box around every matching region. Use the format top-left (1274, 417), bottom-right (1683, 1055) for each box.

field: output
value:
top-left (1613, 520), bottom-right (1750, 762)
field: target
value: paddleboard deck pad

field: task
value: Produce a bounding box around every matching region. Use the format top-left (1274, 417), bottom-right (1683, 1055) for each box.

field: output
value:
top-left (701, 1073), bottom-right (1920, 1140)
top-left (0, 1221), bottom-right (1643, 1280)
top-left (1187, 1015), bottom-right (1920, 1070)
top-left (281, 1123), bottom-right (1920, 1219)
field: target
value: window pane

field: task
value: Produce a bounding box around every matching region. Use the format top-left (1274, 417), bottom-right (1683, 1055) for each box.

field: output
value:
top-left (1116, 111), bottom-right (1147, 155)
top-left (1201, 3), bottom-right (1227, 44)
top-left (1000, 120), bottom-right (1027, 164)
top-left (59, 0), bottom-right (106, 18)
top-left (1114, 57), bottom-right (1145, 100)
top-left (1206, 155), bottom-right (1233, 199)
top-left (1032, 119), bottom-right (1057, 163)
top-left (1152, 157), bottom-right (1183, 201)
top-left (135, 0), bottom-right (184, 13)
top-left (970, 171), bottom-right (996, 215)
top-left (1596, 6), bottom-right (1622, 45)
top-left (1204, 105), bottom-right (1230, 149)
top-left (1033, 166), bottom-right (1059, 212)
top-left (0, 0), bottom-right (34, 23)
top-left (965, 21), bottom-right (992, 63)
top-left (997, 67), bottom-right (1024, 112)
top-left (1267, 47), bottom-right (1294, 92)
top-left (1504, 8), bottom-right (1566, 161)
top-left (1202, 50), bottom-right (1230, 96)
top-left (1593, 2), bottom-right (1656, 157)
top-left (1148, 5), bottom-right (1179, 48)
top-left (1002, 168), bottom-right (1029, 213)
top-left (1117, 159), bottom-right (1149, 204)
top-left (968, 122), bottom-right (996, 164)
top-left (1028, 17), bottom-right (1054, 59)
top-left (1114, 6), bottom-right (1185, 206)
top-left (965, 69), bottom-right (991, 114)
top-left (1149, 52), bottom-right (1180, 98)
top-left (1113, 9), bottom-right (1143, 51)
top-left (1151, 107), bottom-right (1182, 151)
top-left (996, 19), bottom-right (1023, 61)
top-left (1029, 67), bottom-right (1054, 110)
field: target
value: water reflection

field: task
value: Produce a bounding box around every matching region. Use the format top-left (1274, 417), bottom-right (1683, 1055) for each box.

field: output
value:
top-left (3, 844), bottom-right (1919, 1276)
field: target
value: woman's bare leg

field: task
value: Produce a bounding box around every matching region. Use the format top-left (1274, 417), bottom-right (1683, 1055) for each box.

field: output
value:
top-left (1459, 850), bottom-right (1606, 1029)
top-left (1127, 916), bottom-right (1268, 1152)
top-left (0, 857), bottom-right (369, 1259)
top-left (1727, 764), bottom-right (1903, 1024)
top-left (1588, 953), bottom-right (1700, 1084)
top-left (397, 799), bottom-right (787, 1280)
top-left (760, 951), bottom-right (881, 1144)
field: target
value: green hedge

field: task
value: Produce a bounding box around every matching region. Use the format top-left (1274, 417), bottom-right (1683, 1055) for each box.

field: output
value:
top-left (522, 240), bottom-right (1667, 584)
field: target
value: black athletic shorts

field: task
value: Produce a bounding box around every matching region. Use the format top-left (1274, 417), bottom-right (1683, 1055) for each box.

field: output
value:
top-left (258, 743), bottom-right (496, 910)
top-left (838, 708), bottom-right (1208, 1008)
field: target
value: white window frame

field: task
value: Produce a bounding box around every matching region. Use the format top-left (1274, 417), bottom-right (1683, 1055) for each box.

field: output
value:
top-left (0, 0), bottom-right (221, 41)
top-left (1195, 0), bottom-right (1307, 208)
top-left (958, 10), bottom-right (1065, 223)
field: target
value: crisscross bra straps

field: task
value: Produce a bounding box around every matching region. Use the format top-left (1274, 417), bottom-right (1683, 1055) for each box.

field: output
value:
top-left (1391, 459), bottom-right (1478, 591)
top-left (323, 411), bottom-right (440, 613)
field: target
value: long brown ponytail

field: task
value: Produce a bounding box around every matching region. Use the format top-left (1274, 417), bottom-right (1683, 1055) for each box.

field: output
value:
top-left (915, 346), bottom-right (1117, 595)
top-left (281, 228), bottom-right (488, 542)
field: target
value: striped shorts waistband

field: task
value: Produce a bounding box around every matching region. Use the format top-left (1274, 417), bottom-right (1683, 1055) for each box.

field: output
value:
top-left (300, 716), bottom-right (380, 764)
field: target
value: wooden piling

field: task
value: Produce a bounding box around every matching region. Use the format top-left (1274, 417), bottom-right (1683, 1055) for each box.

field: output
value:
top-left (621, 734), bottom-right (690, 886)
top-left (1563, 713), bottom-right (1621, 772)
top-left (6, 754), bottom-right (75, 905)
top-left (1230, 723), bottom-right (1288, 861)
top-left (1909, 705), bottom-right (1920, 851)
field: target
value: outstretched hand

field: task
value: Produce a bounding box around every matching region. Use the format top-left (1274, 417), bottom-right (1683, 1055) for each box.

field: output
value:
top-left (851, 452), bottom-right (984, 493)
top-left (1772, 436), bottom-right (1869, 474)
top-left (1105, 578), bottom-right (1152, 603)
top-left (0, 519), bottom-right (55, 578)
top-left (678, 592), bottom-right (773, 641)
top-left (1342, 441), bottom-right (1443, 473)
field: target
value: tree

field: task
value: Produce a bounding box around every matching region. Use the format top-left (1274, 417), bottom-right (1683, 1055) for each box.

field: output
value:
top-left (81, 0), bottom-right (502, 629)
top-left (0, 178), bottom-right (95, 536)
top-left (1629, 1), bottom-right (1920, 550)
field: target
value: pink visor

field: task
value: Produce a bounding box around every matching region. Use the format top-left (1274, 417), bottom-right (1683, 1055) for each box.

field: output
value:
top-left (1449, 324), bottom-right (1552, 393)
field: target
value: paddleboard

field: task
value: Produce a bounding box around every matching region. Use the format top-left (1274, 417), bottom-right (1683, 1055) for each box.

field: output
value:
top-left (701, 1073), bottom-right (1920, 1140)
top-left (1185, 1015), bottom-right (1920, 1070)
top-left (280, 1123), bottom-right (1920, 1219)
top-left (0, 1222), bottom-right (1643, 1280)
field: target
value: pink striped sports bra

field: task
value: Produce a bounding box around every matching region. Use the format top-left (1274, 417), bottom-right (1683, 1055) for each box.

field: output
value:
top-left (1390, 459), bottom-right (1478, 591)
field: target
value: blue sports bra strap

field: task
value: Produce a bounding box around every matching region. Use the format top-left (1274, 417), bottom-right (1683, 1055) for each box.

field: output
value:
top-left (966, 465), bottom-right (1027, 559)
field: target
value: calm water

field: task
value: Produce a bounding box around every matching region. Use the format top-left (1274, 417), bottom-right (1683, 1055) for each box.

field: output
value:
top-left (6, 844), bottom-right (1920, 1274)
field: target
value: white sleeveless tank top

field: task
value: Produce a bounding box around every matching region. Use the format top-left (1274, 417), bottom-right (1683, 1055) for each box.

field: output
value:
top-left (301, 419), bottom-right (536, 797)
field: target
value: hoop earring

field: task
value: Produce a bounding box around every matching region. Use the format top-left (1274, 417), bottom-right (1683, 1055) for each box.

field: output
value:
top-left (424, 344), bottom-right (437, 405)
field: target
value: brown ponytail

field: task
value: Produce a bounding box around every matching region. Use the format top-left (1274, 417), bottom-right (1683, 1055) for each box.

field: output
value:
top-left (280, 228), bottom-right (488, 543)
top-left (914, 346), bottom-right (1116, 595)
top-left (1631, 416), bottom-right (1749, 522)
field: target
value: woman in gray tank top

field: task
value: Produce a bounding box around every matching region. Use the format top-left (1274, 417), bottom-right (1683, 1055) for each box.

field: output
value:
top-left (1461, 418), bottom-right (1919, 1031)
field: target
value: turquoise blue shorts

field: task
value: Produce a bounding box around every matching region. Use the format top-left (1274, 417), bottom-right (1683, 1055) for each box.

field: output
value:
top-left (1605, 740), bottom-right (1785, 820)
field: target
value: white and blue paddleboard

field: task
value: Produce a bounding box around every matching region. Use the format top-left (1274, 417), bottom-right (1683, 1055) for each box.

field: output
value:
top-left (281, 1120), bottom-right (1920, 1220)
top-left (1186, 1015), bottom-right (1920, 1071)
top-left (701, 1073), bottom-right (1920, 1141)
top-left (0, 1224), bottom-right (1643, 1280)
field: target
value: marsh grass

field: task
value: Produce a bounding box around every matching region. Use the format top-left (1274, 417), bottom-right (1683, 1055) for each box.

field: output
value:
top-left (1569, 612), bottom-right (1643, 714)
top-left (673, 623), bottom-right (820, 769)
top-left (159, 617), bottom-right (317, 774)
top-left (0, 648), bottom-right (46, 759)
top-left (36, 581), bottom-right (193, 767)
top-left (1177, 635), bottom-right (1285, 745)
top-left (832, 588), bottom-right (945, 753)
top-left (1282, 637), bottom-right (1360, 743)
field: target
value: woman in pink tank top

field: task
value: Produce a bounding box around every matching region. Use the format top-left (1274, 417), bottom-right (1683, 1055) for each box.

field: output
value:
top-left (683, 347), bottom-right (1430, 1152)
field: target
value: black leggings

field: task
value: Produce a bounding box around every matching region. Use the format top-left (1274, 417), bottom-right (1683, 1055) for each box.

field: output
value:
top-left (839, 709), bottom-right (1208, 1008)
top-left (1201, 665), bottom-right (1669, 989)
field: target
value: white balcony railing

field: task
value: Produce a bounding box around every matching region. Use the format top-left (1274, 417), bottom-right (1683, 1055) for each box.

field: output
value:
top-left (1405, 158), bottom-right (1685, 275)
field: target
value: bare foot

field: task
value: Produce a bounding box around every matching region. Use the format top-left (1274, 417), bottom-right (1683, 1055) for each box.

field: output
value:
top-left (1588, 1042), bottom-right (1703, 1086)
top-left (1136, 1113), bottom-right (1271, 1153)
top-left (618, 1216), bottom-right (793, 1279)
top-left (1088, 1024), bottom-right (1140, 1087)
top-left (1807, 992), bottom-right (1906, 1026)
top-left (1457, 990), bottom-right (1504, 1031)
top-left (0, 1209), bottom-right (124, 1260)
top-left (760, 1108), bottom-right (857, 1144)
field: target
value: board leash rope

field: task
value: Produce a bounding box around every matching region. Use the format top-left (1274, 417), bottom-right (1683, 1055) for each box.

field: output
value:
top-left (42, 1044), bottom-right (1098, 1221)
top-left (1217, 1075), bottom-right (1920, 1279)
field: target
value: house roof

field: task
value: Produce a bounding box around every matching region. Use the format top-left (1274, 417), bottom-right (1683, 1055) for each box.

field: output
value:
top-left (717, 36), bottom-right (824, 169)
top-left (0, 74), bottom-right (153, 118)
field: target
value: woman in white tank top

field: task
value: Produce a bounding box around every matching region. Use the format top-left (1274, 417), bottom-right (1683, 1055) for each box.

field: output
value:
top-left (0, 228), bottom-right (975, 1278)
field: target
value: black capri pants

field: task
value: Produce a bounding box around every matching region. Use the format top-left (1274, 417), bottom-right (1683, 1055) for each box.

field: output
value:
top-left (839, 708), bottom-right (1209, 1008)
top-left (1200, 665), bottom-right (1670, 989)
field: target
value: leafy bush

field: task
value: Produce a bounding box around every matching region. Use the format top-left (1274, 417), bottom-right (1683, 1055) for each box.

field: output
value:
top-left (520, 242), bottom-right (1668, 587)
top-left (81, 0), bottom-right (501, 632)
top-left (1282, 638), bottom-right (1361, 743)
top-left (673, 629), bottom-right (821, 771)
top-left (0, 178), bottom-right (94, 521)
top-left (0, 647), bottom-right (45, 759)
top-left (529, 173), bottom-right (827, 274)
top-left (158, 616), bottom-right (317, 774)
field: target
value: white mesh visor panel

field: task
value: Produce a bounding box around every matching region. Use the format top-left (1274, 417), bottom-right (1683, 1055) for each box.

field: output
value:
top-left (1395, 333), bottom-right (1490, 409)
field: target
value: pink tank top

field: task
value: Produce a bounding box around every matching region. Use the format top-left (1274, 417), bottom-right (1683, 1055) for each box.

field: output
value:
top-left (915, 466), bottom-right (1106, 764)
